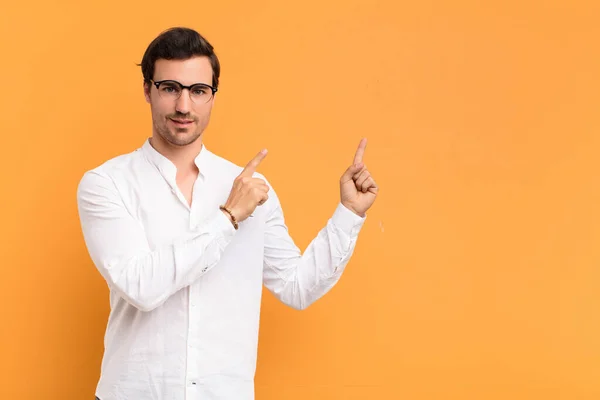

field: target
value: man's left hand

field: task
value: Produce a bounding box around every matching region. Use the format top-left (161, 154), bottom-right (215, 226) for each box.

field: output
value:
top-left (340, 138), bottom-right (379, 217)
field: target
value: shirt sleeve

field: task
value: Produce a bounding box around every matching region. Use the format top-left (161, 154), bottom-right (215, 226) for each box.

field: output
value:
top-left (262, 188), bottom-right (366, 310)
top-left (77, 170), bottom-right (237, 312)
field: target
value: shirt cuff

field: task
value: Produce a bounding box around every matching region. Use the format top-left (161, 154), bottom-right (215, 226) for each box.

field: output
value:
top-left (210, 208), bottom-right (238, 247)
top-left (331, 202), bottom-right (366, 237)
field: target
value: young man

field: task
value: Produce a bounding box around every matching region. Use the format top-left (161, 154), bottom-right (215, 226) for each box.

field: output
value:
top-left (77, 27), bottom-right (378, 400)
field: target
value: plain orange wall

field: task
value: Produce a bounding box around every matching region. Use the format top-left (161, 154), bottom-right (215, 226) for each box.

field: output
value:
top-left (1, 0), bottom-right (600, 399)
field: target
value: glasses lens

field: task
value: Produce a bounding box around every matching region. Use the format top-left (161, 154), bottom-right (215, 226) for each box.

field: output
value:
top-left (157, 81), bottom-right (182, 100)
top-left (189, 84), bottom-right (213, 104)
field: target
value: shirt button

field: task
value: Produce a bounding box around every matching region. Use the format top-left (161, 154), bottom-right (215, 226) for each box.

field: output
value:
top-left (202, 267), bottom-right (208, 273)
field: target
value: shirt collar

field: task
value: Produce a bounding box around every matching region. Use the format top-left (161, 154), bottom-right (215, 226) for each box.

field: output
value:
top-left (141, 138), bottom-right (214, 180)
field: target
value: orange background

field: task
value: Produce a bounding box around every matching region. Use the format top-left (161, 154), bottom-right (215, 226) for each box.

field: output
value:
top-left (1, 0), bottom-right (600, 399)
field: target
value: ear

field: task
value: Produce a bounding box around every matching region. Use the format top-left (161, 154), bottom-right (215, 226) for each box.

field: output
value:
top-left (143, 82), bottom-right (151, 104)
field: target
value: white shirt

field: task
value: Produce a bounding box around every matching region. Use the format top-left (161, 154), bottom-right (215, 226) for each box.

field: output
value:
top-left (77, 139), bottom-right (366, 400)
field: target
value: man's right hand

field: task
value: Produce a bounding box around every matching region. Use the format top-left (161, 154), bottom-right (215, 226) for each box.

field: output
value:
top-left (222, 149), bottom-right (269, 223)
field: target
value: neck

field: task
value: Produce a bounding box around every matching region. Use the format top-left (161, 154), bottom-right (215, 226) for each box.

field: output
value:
top-left (149, 133), bottom-right (202, 175)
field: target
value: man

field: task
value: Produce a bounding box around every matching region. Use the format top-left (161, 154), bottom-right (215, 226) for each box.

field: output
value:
top-left (77, 27), bottom-right (378, 400)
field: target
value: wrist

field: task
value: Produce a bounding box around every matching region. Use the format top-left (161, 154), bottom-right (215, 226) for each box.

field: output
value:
top-left (341, 201), bottom-right (365, 218)
top-left (219, 205), bottom-right (239, 230)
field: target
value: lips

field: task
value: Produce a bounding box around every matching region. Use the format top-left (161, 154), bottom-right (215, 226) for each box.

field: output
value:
top-left (170, 118), bottom-right (194, 127)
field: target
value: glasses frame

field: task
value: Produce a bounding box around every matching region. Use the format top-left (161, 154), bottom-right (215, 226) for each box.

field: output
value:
top-left (150, 79), bottom-right (218, 103)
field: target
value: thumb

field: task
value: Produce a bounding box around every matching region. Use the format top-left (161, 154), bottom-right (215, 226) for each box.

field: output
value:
top-left (341, 162), bottom-right (364, 182)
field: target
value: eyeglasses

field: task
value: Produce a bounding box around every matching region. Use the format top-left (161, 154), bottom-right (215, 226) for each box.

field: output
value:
top-left (150, 79), bottom-right (218, 104)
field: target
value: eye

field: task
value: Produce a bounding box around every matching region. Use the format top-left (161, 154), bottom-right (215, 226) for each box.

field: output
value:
top-left (159, 83), bottom-right (180, 94)
top-left (191, 86), bottom-right (209, 96)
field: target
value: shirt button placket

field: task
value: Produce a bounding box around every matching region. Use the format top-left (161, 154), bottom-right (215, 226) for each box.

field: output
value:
top-left (186, 283), bottom-right (201, 398)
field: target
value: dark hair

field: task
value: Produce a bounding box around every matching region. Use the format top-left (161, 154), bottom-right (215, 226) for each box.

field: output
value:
top-left (139, 27), bottom-right (220, 89)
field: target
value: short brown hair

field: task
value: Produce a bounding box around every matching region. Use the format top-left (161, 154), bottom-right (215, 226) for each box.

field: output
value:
top-left (139, 27), bottom-right (221, 89)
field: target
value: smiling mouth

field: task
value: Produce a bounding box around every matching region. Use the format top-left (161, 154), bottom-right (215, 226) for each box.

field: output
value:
top-left (170, 118), bottom-right (194, 125)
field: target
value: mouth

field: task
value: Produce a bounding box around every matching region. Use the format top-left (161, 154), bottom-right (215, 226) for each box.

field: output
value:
top-left (169, 118), bottom-right (194, 127)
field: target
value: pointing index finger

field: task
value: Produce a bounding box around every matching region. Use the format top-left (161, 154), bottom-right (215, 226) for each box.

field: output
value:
top-left (241, 149), bottom-right (268, 177)
top-left (353, 138), bottom-right (367, 165)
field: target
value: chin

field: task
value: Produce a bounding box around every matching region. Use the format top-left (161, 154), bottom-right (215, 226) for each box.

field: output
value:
top-left (167, 131), bottom-right (202, 147)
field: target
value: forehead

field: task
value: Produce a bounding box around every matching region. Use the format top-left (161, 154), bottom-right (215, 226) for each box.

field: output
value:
top-left (153, 56), bottom-right (213, 85)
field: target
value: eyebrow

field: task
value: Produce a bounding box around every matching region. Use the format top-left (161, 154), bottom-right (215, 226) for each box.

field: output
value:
top-left (155, 79), bottom-right (212, 86)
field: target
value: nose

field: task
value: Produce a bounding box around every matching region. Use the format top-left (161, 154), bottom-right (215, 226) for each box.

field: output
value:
top-left (175, 89), bottom-right (192, 114)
